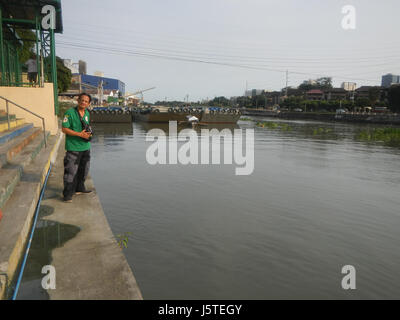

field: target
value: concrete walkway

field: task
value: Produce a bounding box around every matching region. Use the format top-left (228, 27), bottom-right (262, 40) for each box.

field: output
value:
top-left (40, 136), bottom-right (142, 300)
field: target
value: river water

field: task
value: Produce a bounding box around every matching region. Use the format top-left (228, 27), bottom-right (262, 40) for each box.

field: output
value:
top-left (89, 118), bottom-right (400, 299)
top-left (17, 118), bottom-right (400, 299)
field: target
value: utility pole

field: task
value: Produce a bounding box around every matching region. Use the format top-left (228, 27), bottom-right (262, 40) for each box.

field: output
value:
top-left (285, 70), bottom-right (289, 97)
top-left (98, 80), bottom-right (103, 106)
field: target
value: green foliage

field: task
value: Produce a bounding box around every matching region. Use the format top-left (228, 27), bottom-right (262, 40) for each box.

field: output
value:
top-left (312, 128), bottom-right (332, 135)
top-left (16, 29), bottom-right (36, 63)
top-left (209, 96), bottom-right (231, 107)
top-left (388, 86), bottom-right (400, 113)
top-left (281, 98), bottom-right (354, 112)
top-left (355, 98), bottom-right (371, 107)
top-left (235, 96), bottom-right (252, 108)
top-left (45, 56), bottom-right (72, 93)
top-left (116, 232), bottom-right (132, 249)
top-left (256, 121), bottom-right (292, 131)
top-left (298, 77), bottom-right (333, 91)
top-left (368, 87), bottom-right (381, 106)
top-left (56, 56), bottom-right (72, 93)
top-left (356, 128), bottom-right (400, 146)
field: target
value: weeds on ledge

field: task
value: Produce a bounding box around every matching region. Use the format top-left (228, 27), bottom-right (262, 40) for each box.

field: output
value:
top-left (116, 232), bottom-right (132, 249)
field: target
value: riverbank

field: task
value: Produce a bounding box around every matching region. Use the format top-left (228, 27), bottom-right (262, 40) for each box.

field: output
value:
top-left (33, 138), bottom-right (143, 299)
top-left (242, 109), bottom-right (400, 125)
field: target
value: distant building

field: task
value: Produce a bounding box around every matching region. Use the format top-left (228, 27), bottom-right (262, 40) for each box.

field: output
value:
top-left (306, 89), bottom-right (324, 101)
top-left (264, 91), bottom-right (281, 106)
top-left (325, 88), bottom-right (348, 100)
top-left (355, 86), bottom-right (383, 100)
top-left (341, 82), bottom-right (357, 91)
top-left (79, 60), bottom-right (87, 75)
top-left (94, 71), bottom-right (104, 77)
top-left (381, 74), bottom-right (400, 87)
top-left (245, 89), bottom-right (264, 97)
top-left (79, 74), bottom-right (125, 96)
top-left (63, 59), bottom-right (79, 74)
top-left (302, 79), bottom-right (317, 86)
top-left (284, 88), bottom-right (302, 97)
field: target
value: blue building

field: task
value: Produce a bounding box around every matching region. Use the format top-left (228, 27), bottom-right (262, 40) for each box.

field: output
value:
top-left (381, 74), bottom-right (400, 88)
top-left (77, 74), bottom-right (125, 96)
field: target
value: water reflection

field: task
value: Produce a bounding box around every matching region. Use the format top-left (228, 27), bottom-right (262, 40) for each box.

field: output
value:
top-left (17, 205), bottom-right (81, 300)
top-left (91, 123), bottom-right (133, 136)
top-left (136, 122), bottom-right (240, 136)
top-left (91, 118), bottom-right (400, 299)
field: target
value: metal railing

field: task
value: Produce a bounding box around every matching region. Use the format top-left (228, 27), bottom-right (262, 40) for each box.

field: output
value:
top-left (0, 95), bottom-right (47, 147)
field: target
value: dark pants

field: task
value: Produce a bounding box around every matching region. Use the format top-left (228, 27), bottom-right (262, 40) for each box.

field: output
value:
top-left (63, 150), bottom-right (91, 198)
top-left (28, 72), bottom-right (37, 83)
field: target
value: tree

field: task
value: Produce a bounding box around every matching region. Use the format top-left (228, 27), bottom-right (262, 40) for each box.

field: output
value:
top-left (316, 77), bottom-right (333, 89)
top-left (298, 77), bottom-right (333, 91)
top-left (368, 87), bottom-right (381, 106)
top-left (236, 96), bottom-right (252, 108)
top-left (45, 56), bottom-right (72, 93)
top-left (355, 98), bottom-right (371, 108)
top-left (16, 29), bottom-right (36, 63)
top-left (298, 82), bottom-right (313, 92)
top-left (388, 85), bottom-right (400, 113)
top-left (209, 96), bottom-right (230, 107)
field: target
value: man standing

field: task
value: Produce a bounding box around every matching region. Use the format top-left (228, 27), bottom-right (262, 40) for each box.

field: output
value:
top-left (62, 93), bottom-right (93, 202)
top-left (25, 54), bottom-right (38, 86)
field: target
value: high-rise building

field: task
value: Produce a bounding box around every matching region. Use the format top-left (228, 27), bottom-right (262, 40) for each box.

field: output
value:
top-left (381, 74), bottom-right (400, 87)
top-left (79, 60), bottom-right (87, 75)
top-left (341, 82), bottom-right (357, 91)
top-left (244, 89), bottom-right (264, 97)
top-left (63, 59), bottom-right (79, 74)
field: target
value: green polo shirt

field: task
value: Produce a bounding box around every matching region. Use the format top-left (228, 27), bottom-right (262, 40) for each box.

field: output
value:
top-left (62, 108), bottom-right (91, 151)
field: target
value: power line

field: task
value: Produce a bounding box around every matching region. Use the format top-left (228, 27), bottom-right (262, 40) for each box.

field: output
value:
top-left (57, 41), bottom-right (381, 83)
top-left (62, 20), bottom-right (400, 56)
top-left (57, 33), bottom-right (400, 65)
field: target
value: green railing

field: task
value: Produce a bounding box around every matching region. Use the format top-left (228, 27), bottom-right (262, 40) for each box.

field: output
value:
top-left (0, 4), bottom-right (59, 114)
top-left (1, 39), bottom-right (22, 86)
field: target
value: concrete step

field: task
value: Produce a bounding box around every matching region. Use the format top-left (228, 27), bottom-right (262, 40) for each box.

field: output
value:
top-left (0, 127), bottom-right (42, 168)
top-left (0, 115), bottom-right (16, 122)
top-left (0, 124), bottom-right (34, 146)
top-left (0, 119), bottom-right (26, 134)
top-left (0, 130), bottom-right (50, 210)
top-left (0, 133), bottom-right (59, 299)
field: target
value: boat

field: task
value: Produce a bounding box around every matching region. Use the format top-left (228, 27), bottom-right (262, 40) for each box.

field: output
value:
top-left (133, 106), bottom-right (241, 124)
top-left (89, 106), bottom-right (132, 123)
top-left (132, 106), bottom-right (202, 123)
top-left (199, 107), bottom-right (241, 124)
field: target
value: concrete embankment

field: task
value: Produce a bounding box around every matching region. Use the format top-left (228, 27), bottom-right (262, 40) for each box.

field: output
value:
top-left (37, 137), bottom-right (143, 299)
top-left (243, 110), bottom-right (400, 125)
top-left (0, 131), bottom-right (58, 299)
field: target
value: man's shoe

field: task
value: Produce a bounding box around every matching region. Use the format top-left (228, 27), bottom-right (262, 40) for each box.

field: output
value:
top-left (75, 190), bottom-right (93, 195)
top-left (63, 197), bottom-right (72, 203)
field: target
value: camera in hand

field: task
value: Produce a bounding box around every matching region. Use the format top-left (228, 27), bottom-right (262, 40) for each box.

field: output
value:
top-left (82, 123), bottom-right (93, 141)
top-left (75, 107), bottom-right (93, 142)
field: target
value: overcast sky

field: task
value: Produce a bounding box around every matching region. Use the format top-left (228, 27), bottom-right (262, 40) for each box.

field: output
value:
top-left (56, 0), bottom-right (400, 102)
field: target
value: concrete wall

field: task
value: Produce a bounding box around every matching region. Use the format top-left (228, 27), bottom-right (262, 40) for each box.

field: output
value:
top-left (0, 83), bottom-right (58, 134)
